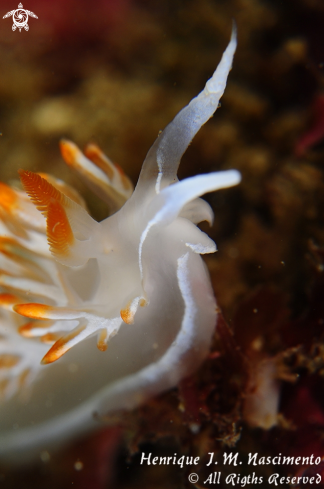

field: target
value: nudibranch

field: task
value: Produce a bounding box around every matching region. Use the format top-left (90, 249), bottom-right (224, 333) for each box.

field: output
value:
top-left (0, 27), bottom-right (240, 460)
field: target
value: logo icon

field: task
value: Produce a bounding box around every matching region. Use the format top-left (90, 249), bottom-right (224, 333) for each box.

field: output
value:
top-left (3, 3), bottom-right (38, 32)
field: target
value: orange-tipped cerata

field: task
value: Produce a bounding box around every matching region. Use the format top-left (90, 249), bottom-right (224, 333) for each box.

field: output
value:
top-left (19, 321), bottom-right (54, 338)
top-left (18, 322), bottom-right (39, 338)
top-left (0, 293), bottom-right (22, 308)
top-left (83, 143), bottom-right (114, 180)
top-left (97, 329), bottom-right (108, 351)
top-left (13, 303), bottom-right (53, 319)
top-left (59, 140), bottom-right (80, 167)
top-left (40, 333), bottom-right (61, 345)
top-left (41, 325), bottom-right (86, 364)
top-left (120, 307), bottom-right (132, 324)
top-left (0, 183), bottom-right (18, 214)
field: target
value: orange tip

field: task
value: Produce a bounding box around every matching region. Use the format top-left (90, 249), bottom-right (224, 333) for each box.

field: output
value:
top-left (41, 325), bottom-right (86, 364)
top-left (14, 303), bottom-right (52, 319)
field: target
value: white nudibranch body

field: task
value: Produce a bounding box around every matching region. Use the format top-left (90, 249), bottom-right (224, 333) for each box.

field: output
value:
top-left (0, 27), bottom-right (239, 460)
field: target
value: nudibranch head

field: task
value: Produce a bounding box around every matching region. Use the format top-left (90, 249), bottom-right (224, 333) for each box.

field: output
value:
top-left (0, 26), bottom-right (240, 461)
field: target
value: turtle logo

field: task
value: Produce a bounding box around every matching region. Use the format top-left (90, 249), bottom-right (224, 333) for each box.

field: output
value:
top-left (3, 3), bottom-right (38, 32)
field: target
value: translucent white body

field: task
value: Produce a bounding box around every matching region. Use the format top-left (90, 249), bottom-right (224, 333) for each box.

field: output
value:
top-left (0, 26), bottom-right (239, 461)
